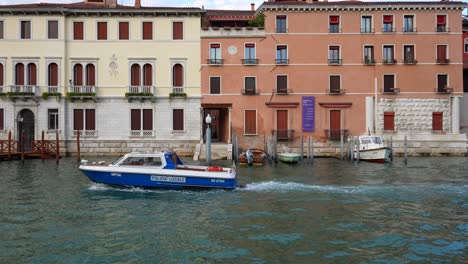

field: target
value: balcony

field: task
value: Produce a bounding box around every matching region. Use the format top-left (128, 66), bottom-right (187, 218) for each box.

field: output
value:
top-left (242, 59), bottom-right (259, 65)
top-left (328, 88), bottom-right (344, 95)
top-left (275, 59), bottom-right (289, 65)
top-left (437, 87), bottom-right (453, 94)
top-left (363, 58), bottom-right (376, 65)
top-left (47, 86), bottom-right (59, 93)
top-left (272, 129), bottom-right (294, 141)
top-left (436, 26), bottom-right (449, 33)
top-left (436, 58), bottom-right (450, 65)
top-left (382, 59), bottom-right (397, 65)
top-left (328, 59), bottom-right (342, 65)
top-left (325, 129), bottom-right (349, 141)
top-left (67, 86), bottom-right (96, 101)
top-left (403, 27), bottom-right (417, 33)
top-left (207, 59), bottom-right (224, 66)
top-left (274, 88), bottom-right (292, 95)
top-left (403, 58), bottom-right (418, 65)
top-left (8, 85), bottom-right (39, 101)
top-left (383, 88), bottom-right (400, 94)
top-left (73, 130), bottom-right (97, 138)
top-left (126, 86), bottom-right (154, 102)
top-left (130, 130), bottom-right (154, 138)
top-left (170, 87), bottom-right (187, 98)
top-left (241, 88), bottom-right (259, 95)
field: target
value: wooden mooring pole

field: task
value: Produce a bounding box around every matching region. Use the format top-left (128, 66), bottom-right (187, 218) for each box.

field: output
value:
top-left (300, 135), bottom-right (304, 161)
top-left (41, 130), bottom-right (45, 162)
top-left (356, 137), bottom-right (360, 163)
top-left (8, 130), bottom-right (12, 160)
top-left (21, 130), bottom-right (25, 163)
top-left (310, 137), bottom-right (314, 161)
top-left (77, 130), bottom-right (81, 162)
top-left (340, 131), bottom-right (344, 160)
top-left (347, 136), bottom-right (352, 161)
top-left (56, 130), bottom-right (60, 164)
top-left (390, 136), bottom-right (393, 162)
top-left (404, 135), bottom-right (408, 165)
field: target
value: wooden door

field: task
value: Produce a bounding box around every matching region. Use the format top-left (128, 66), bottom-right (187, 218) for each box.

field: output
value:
top-left (18, 109), bottom-right (34, 151)
top-left (276, 110), bottom-right (288, 140)
top-left (330, 110), bottom-right (341, 140)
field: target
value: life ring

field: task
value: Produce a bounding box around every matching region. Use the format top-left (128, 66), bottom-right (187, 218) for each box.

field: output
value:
top-left (207, 166), bottom-right (223, 172)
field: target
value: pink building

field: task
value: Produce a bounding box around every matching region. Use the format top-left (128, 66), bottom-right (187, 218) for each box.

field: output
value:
top-left (201, 0), bottom-right (467, 155)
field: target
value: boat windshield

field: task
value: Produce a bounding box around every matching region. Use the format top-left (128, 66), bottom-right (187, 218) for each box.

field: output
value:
top-left (111, 155), bottom-right (126, 165)
top-left (360, 137), bottom-right (372, 144)
top-left (372, 137), bottom-right (382, 144)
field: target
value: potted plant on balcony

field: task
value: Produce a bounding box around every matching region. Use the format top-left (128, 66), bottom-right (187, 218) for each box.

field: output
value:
top-left (42, 92), bottom-right (62, 102)
top-left (169, 92), bottom-right (187, 99)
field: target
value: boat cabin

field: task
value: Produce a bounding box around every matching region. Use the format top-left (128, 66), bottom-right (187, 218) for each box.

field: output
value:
top-left (358, 136), bottom-right (385, 151)
top-left (111, 152), bottom-right (183, 169)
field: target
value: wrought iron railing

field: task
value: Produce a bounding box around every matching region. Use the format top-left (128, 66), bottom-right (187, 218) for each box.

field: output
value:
top-left (363, 58), bottom-right (376, 65)
top-left (437, 87), bottom-right (453, 93)
top-left (325, 129), bottom-right (349, 141)
top-left (328, 59), bottom-right (342, 65)
top-left (275, 59), bottom-right (289, 65)
top-left (241, 88), bottom-right (259, 95)
top-left (436, 26), bottom-right (449, 33)
top-left (207, 59), bottom-right (224, 65)
top-left (360, 28), bottom-right (375, 33)
top-left (382, 59), bottom-right (397, 65)
top-left (274, 88), bottom-right (292, 95)
top-left (242, 59), bottom-right (259, 65)
top-left (329, 88), bottom-right (344, 95)
top-left (403, 27), bottom-right (417, 33)
top-left (130, 130), bottom-right (154, 137)
top-left (403, 58), bottom-right (417, 64)
top-left (436, 58), bottom-right (450, 64)
top-left (272, 129), bottom-right (295, 141)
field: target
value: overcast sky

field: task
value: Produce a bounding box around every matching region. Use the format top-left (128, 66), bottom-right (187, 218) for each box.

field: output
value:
top-left (0, 0), bottom-right (466, 11)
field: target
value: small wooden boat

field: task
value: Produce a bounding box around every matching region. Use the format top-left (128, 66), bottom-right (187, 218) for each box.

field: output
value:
top-left (278, 152), bottom-right (302, 163)
top-left (354, 135), bottom-right (392, 163)
top-left (79, 151), bottom-right (237, 189)
top-left (238, 149), bottom-right (267, 165)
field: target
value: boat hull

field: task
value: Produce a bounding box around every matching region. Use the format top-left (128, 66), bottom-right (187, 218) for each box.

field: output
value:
top-left (354, 147), bottom-right (391, 163)
top-left (278, 153), bottom-right (301, 163)
top-left (81, 169), bottom-right (237, 190)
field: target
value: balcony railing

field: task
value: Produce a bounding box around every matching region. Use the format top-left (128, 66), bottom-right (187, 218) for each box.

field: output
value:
top-left (0, 86), bottom-right (3, 93)
top-left (382, 27), bottom-right (396, 33)
top-left (403, 58), bottom-right (418, 65)
top-left (437, 87), bottom-right (453, 93)
top-left (328, 59), bottom-right (342, 65)
top-left (48, 86), bottom-right (59, 93)
top-left (172, 87), bottom-right (185, 94)
top-left (329, 88), bottom-right (344, 95)
top-left (69, 86), bottom-right (96, 94)
top-left (403, 27), bottom-right (417, 33)
top-left (272, 129), bottom-right (295, 141)
top-left (130, 130), bottom-right (154, 137)
top-left (328, 27), bottom-right (341, 33)
top-left (274, 88), bottom-right (292, 95)
top-left (436, 58), bottom-right (450, 64)
top-left (242, 59), bottom-right (259, 65)
top-left (363, 58), bottom-right (376, 65)
top-left (275, 59), bottom-right (289, 65)
top-left (73, 130), bottom-right (97, 138)
top-left (275, 28), bottom-right (288, 33)
top-left (360, 28), bottom-right (375, 34)
top-left (241, 88), bottom-right (259, 95)
top-left (436, 26), bottom-right (449, 33)
top-left (127, 86), bottom-right (154, 94)
top-left (207, 59), bottom-right (224, 65)
top-left (325, 129), bottom-right (349, 141)
top-left (9, 85), bottom-right (39, 95)
top-left (384, 88), bottom-right (400, 94)
top-left (382, 59), bottom-right (397, 65)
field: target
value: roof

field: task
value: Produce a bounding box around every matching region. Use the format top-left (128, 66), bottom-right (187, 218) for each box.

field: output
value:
top-left (205, 9), bottom-right (255, 21)
top-left (262, 1), bottom-right (466, 6)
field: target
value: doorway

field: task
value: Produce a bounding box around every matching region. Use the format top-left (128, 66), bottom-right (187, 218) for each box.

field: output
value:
top-left (18, 109), bottom-right (35, 151)
top-left (329, 110), bottom-right (341, 140)
top-left (276, 110), bottom-right (288, 140)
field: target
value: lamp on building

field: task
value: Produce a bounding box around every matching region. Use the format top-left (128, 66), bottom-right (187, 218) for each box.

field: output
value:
top-left (205, 114), bottom-right (212, 165)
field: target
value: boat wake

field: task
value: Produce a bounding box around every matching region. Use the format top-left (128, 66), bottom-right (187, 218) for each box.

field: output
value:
top-left (88, 183), bottom-right (155, 193)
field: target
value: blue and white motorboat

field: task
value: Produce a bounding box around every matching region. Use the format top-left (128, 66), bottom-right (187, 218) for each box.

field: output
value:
top-left (79, 151), bottom-right (237, 189)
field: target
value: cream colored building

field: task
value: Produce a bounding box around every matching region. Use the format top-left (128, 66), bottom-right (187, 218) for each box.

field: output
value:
top-left (0, 0), bottom-right (203, 155)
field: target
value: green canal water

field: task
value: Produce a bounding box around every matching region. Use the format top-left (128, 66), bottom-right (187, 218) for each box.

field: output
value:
top-left (0, 157), bottom-right (467, 263)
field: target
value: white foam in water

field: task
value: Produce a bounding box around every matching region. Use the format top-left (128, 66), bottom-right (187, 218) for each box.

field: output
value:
top-left (241, 181), bottom-right (354, 193)
top-left (88, 183), bottom-right (111, 191)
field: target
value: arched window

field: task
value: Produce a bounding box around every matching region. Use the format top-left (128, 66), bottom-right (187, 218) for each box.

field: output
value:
top-left (173, 64), bottom-right (183, 87)
top-left (27, 63), bottom-right (37, 86)
top-left (86, 64), bottom-right (95, 86)
top-left (143, 64), bottom-right (152, 86)
top-left (73, 64), bottom-right (83, 86)
top-left (48, 63), bottom-right (58, 87)
top-left (131, 64), bottom-right (141, 86)
top-left (15, 63), bottom-right (25, 85)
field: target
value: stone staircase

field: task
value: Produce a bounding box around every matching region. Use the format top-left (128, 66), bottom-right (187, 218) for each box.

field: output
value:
top-left (194, 143), bottom-right (232, 160)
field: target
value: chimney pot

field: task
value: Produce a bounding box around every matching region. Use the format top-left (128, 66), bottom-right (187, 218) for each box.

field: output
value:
top-left (251, 3), bottom-right (255, 11)
top-left (135, 0), bottom-right (141, 8)
top-left (107, 0), bottom-right (117, 8)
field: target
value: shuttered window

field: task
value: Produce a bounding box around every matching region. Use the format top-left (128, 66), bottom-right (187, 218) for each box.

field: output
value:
top-left (437, 74), bottom-right (448, 92)
top-left (85, 109), bottom-right (95, 130)
top-left (437, 15), bottom-right (446, 25)
top-left (437, 45), bottom-right (447, 62)
top-left (27, 63), bottom-right (37, 85)
top-left (0, 63), bottom-right (3, 87)
top-left (173, 64), bottom-right (183, 87)
top-left (384, 112), bottom-right (395, 131)
top-left (48, 20), bottom-right (58, 39)
top-left (131, 64), bottom-right (141, 86)
top-left (142, 109), bottom-right (153, 131)
top-left (119, 22), bottom-right (129, 40)
top-left (245, 77), bottom-right (256, 93)
top-left (15, 63), bottom-right (25, 85)
top-left (210, 76), bottom-right (221, 94)
top-left (143, 64), bottom-right (152, 86)
top-left (432, 112), bottom-right (443, 131)
top-left (330, 75), bottom-right (341, 93)
top-left (48, 63), bottom-right (58, 86)
top-left (20, 21), bottom-right (31, 39)
top-left (73, 22), bottom-right (83, 40)
top-left (0, 21), bottom-right (3, 39)
top-left (0, 108), bottom-right (3, 130)
top-left (173, 22), bottom-right (183, 40)
top-left (142, 22), bottom-right (152, 40)
top-left (73, 64), bottom-right (83, 86)
top-left (244, 110), bottom-right (257, 135)
top-left (73, 109), bottom-right (84, 130)
top-left (131, 109), bottom-right (141, 130)
top-left (277, 75), bottom-right (288, 93)
top-left (97, 22), bottom-right (107, 40)
top-left (131, 109), bottom-right (153, 131)
top-left (383, 75), bottom-right (395, 93)
top-left (173, 109), bottom-right (184, 131)
top-left (86, 64), bottom-right (95, 86)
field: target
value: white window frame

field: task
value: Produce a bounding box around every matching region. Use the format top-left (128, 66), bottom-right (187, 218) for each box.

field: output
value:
top-left (329, 74), bottom-right (342, 93)
top-left (118, 20), bottom-right (130, 41)
top-left (382, 74), bottom-right (397, 93)
top-left (141, 20), bottom-right (153, 40)
top-left (209, 76), bottom-right (222, 95)
top-left (47, 19), bottom-right (59, 40)
top-left (19, 20), bottom-right (32, 40)
top-left (361, 15), bottom-right (373, 33)
top-left (172, 108), bottom-right (185, 133)
top-left (45, 58), bottom-right (62, 90)
top-left (72, 20), bottom-right (85, 41)
top-left (48, 108), bottom-right (59, 131)
top-left (172, 20), bottom-right (184, 41)
top-left (275, 15), bottom-right (287, 33)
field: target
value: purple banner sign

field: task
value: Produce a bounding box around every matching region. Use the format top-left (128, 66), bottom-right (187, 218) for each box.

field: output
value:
top-left (302, 96), bottom-right (315, 132)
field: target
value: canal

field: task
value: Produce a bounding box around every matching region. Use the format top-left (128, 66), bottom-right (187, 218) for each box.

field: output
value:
top-left (0, 157), bottom-right (467, 263)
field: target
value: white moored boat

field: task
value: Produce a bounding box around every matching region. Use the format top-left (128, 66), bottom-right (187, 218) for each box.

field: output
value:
top-left (354, 135), bottom-right (392, 163)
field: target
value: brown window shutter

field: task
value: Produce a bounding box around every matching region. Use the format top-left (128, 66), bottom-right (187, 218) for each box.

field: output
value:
top-left (245, 77), bottom-right (256, 90)
top-left (143, 64), bottom-right (152, 86)
top-left (48, 63), bottom-right (58, 86)
top-left (73, 22), bottom-right (83, 40)
top-left (383, 75), bottom-right (394, 92)
top-left (142, 109), bottom-right (153, 130)
top-left (437, 45), bottom-right (446, 61)
top-left (48, 21), bottom-right (58, 39)
top-left (432, 112), bottom-right (443, 131)
top-left (0, 63), bottom-right (3, 86)
top-left (0, 21), bottom-right (3, 39)
top-left (0, 108), bottom-right (3, 130)
top-left (384, 112), bottom-right (395, 131)
top-left (173, 64), bottom-right (183, 87)
top-left (131, 64), bottom-right (141, 86)
top-left (27, 63), bottom-right (37, 85)
top-left (173, 109), bottom-right (184, 131)
top-left (74, 64), bottom-right (83, 86)
top-left (131, 109), bottom-right (141, 130)
top-left (85, 109), bottom-right (95, 130)
top-left (277, 75), bottom-right (287, 93)
top-left (15, 63), bottom-right (25, 85)
top-left (173, 22), bottom-right (183, 40)
top-left (86, 64), bottom-right (95, 86)
top-left (437, 75), bottom-right (447, 91)
top-left (21, 21), bottom-right (31, 39)
top-left (97, 22), bottom-right (107, 40)
top-left (245, 110), bottom-right (256, 134)
top-left (143, 22), bottom-right (152, 40)
top-left (330, 75), bottom-right (340, 92)
top-left (73, 109), bottom-right (84, 130)
top-left (210, 77), bottom-right (221, 94)
top-left (119, 22), bottom-right (129, 40)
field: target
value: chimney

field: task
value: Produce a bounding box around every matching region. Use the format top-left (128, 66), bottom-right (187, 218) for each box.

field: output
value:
top-left (107, 0), bottom-right (117, 8)
top-left (135, 0), bottom-right (141, 8)
top-left (251, 3), bottom-right (255, 11)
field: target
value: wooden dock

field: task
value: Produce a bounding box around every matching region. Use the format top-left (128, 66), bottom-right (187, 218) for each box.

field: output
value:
top-left (0, 131), bottom-right (60, 163)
